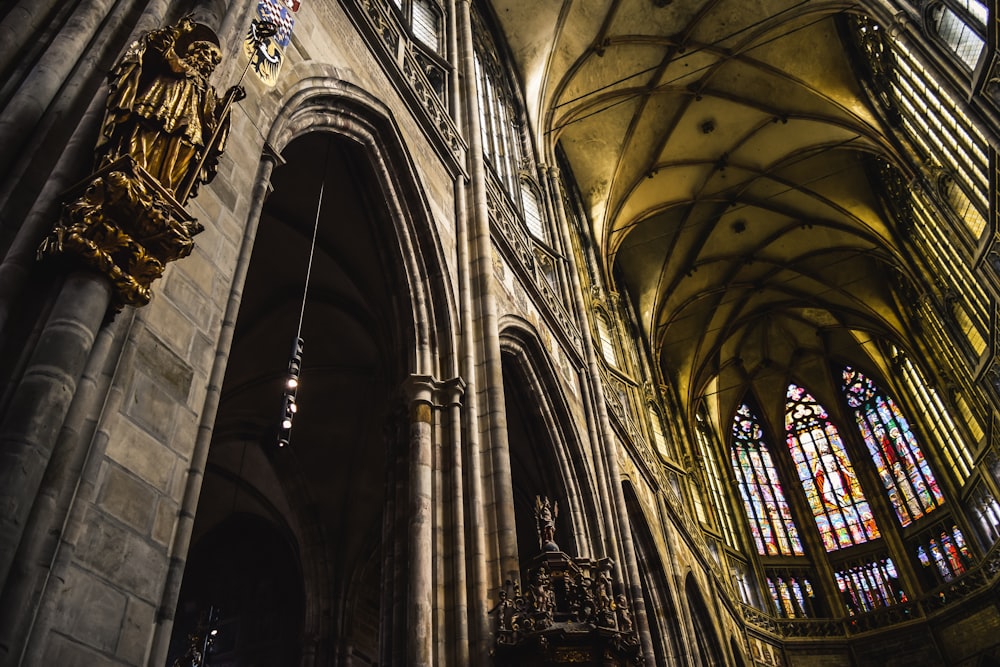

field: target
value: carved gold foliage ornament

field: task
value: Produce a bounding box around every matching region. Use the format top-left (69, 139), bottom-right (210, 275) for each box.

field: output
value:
top-left (37, 157), bottom-right (203, 308)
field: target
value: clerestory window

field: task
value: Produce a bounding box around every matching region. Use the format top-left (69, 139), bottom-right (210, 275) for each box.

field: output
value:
top-left (927, 0), bottom-right (988, 71)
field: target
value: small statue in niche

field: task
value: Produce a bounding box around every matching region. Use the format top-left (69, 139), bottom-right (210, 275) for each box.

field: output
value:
top-left (615, 594), bottom-right (634, 634)
top-left (96, 16), bottom-right (244, 199)
top-left (572, 573), bottom-right (595, 623)
top-left (595, 559), bottom-right (616, 627)
top-left (595, 559), bottom-right (614, 611)
top-left (489, 583), bottom-right (518, 634)
top-left (535, 495), bottom-right (559, 552)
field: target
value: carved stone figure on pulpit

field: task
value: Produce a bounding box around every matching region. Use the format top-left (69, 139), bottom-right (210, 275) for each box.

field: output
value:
top-left (535, 495), bottom-right (559, 552)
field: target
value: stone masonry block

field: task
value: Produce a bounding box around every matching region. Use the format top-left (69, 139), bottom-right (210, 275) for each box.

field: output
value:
top-left (53, 565), bottom-right (128, 653)
top-left (125, 371), bottom-right (179, 443)
top-left (104, 419), bottom-right (178, 493)
top-left (77, 517), bottom-right (167, 603)
top-left (165, 271), bottom-right (212, 329)
top-left (117, 596), bottom-right (156, 665)
top-left (98, 465), bottom-right (156, 533)
top-left (143, 293), bottom-right (195, 357)
top-left (152, 498), bottom-right (177, 547)
top-left (44, 632), bottom-right (125, 667)
top-left (134, 328), bottom-right (194, 401)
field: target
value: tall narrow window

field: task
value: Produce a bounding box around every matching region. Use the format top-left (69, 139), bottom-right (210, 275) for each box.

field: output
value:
top-left (969, 483), bottom-right (1000, 546)
top-left (929, 0), bottom-right (987, 70)
top-left (786, 384), bottom-right (880, 551)
top-left (915, 525), bottom-right (972, 583)
top-left (411, 0), bottom-right (441, 52)
top-left (891, 347), bottom-right (973, 481)
top-left (521, 181), bottom-right (546, 239)
top-left (695, 406), bottom-right (739, 547)
top-left (842, 368), bottom-right (945, 526)
top-left (731, 404), bottom-right (803, 556)
top-left (835, 557), bottom-right (904, 614)
top-left (766, 572), bottom-right (817, 618)
top-left (596, 313), bottom-right (617, 365)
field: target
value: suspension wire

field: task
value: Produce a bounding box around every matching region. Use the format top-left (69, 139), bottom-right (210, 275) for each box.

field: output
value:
top-left (296, 141), bottom-right (330, 339)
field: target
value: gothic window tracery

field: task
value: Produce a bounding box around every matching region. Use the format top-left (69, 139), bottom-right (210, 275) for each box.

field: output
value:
top-left (731, 403), bottom-right (803, 557)
top-left (890, 347), bottom-right (974, 481)
top-left (842, 367), bottom-right (945, 526)
top-left (390, 0), bottom-right (443, 54)
top-left (695, 405), bottom-right (739, 547)
top-left (785, 384), bottom-right (880, 552)
top-left (927, 0), bottom-right (988, 71)
top-left (834, 557), bottom-right (905, 615)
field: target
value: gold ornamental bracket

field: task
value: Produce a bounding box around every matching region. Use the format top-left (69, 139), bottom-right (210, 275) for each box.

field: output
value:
top-left (37, 157), bottom-right (203, 308)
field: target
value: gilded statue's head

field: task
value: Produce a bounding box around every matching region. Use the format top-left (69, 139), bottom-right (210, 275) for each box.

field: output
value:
top-left (185, 40), bottom-right (222, 77)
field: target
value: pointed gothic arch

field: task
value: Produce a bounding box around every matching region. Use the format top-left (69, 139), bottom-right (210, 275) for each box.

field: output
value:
top-left (164, 80), bottom-right (460, 665)
top-left (685, 574), bottom-right (726, 667)
top-left (622, 482), bottom-right (685, 664)
top-left (499, 321), bottom-right (599, 566)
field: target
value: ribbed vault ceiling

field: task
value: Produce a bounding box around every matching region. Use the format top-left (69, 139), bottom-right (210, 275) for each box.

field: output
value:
top-left (490, 0), bottom-right (918, 427)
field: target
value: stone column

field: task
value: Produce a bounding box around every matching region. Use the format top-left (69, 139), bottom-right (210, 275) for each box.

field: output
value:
top-left (443, 377), bottom-right (470, 665)
top-left (0, 270), bottom-right (111, 592)
top-left (0, 305), bottom-right (131, 663)
top-left (455, 0), bottom-right (519, 594)
top-left (405, 374), bottom-right (436, 667)
top-left (545, 167), bottom-right (657, 663)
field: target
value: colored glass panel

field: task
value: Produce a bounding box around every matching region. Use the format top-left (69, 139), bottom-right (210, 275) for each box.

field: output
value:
top-left (835, 558), bottom-right (903, 615)
top-left (731, 404), bottom-right (803, 556)
top-left (843, 367), bottom-right (945, 526)
top-left (786, 384), bottom-right (879, 551)
top-left (917, 525), bottom-right (972, 583)
top-left (765, 574), bottom-right (815, 619)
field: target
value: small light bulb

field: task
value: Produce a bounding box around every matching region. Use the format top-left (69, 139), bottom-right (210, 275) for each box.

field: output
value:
top-left (287, 377), bottom-right (298, 389)
top-left (289, 402), bottom-right (297, 413)
top-left (281, 418), bottom-right (292, 429)
top-left (210, 629), bottom-right (219, 636)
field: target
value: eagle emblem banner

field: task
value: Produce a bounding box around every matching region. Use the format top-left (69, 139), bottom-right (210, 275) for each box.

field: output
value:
top-left (244, 0), bottom-right (298, 86)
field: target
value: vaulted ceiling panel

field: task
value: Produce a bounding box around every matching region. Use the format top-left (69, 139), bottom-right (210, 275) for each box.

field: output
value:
top-left (491, 0), bottom-right (909, 421)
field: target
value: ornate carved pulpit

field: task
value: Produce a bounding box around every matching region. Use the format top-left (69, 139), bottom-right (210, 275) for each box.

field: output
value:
top-left (490, 497), bottom-right (643, 666)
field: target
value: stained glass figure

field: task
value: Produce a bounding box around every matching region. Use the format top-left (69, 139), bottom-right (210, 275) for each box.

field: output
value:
top-left (731, 404), bottom-right (804, 556)
top-left (786, 384), bottom-right (880, 551)
top-left (915, 525), bottom-right (971, 583)
top-left (842, 367), bottom-right (945, 526)
top-left (835, 557), bottom-right (903, 614)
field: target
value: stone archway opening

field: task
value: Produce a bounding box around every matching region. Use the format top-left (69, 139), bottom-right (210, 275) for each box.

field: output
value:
top-left (168, 131), bottom-right (415, 666)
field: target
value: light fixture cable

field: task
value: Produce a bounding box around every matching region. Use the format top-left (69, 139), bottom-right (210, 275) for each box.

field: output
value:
top-left (278, 140), bottom-right (330, 447)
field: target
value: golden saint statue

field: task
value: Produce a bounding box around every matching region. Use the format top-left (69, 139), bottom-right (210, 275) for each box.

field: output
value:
top-left (96, 17), bottom-right (243, 200)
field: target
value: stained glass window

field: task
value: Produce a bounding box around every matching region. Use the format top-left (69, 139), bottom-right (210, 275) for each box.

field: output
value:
top-left (786, 384), bottom-right (880, 551)
top-left (835, 557), bottom-right (905, 615)
top-left (766, 573), bottom-right (816, 618)
top-left (731, 404), bottom-right (803, 556)
top-left (842, 368), bottom-right (945, 527)
top-left (915, 525), bottom-right (973, 584)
